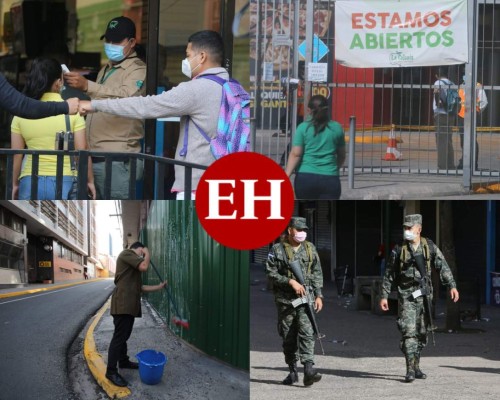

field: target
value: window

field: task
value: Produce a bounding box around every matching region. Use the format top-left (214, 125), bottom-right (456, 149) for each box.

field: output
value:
top-left (0, 239), bottom-right (24, 270)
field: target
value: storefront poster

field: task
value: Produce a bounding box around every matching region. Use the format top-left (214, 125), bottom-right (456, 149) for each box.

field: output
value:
top-left (335, 0), bottom-right (468, 68)
top-left (250, 0), bottom-right (334, 128)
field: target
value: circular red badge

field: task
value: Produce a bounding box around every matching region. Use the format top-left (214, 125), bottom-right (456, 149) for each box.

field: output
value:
top-left (196, 152), bottom-right (295, 250)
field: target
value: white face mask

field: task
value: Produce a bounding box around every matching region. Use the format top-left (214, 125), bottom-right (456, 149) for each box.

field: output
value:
top-left (404, 230), bottom-right (416, 241)
top-left (294, 231), bottom-right (307, 243)
top-left (181, 54), bottom-right (201, 79)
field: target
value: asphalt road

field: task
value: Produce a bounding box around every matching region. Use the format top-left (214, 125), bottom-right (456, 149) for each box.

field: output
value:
top-left (250, 263), bottom-right (500, 400)
top-left (0, 280), bottom-right (114, 400)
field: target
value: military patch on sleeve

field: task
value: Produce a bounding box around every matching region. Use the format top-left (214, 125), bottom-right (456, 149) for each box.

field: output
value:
top-left (267, 252), bottom-right (275, 261)
top-left (136, 80), bottom-right (144, 88)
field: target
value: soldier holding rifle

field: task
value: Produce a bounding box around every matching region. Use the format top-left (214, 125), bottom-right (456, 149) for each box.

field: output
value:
top-left (266, 217), bottom-right (324, 387)
top-left (379, 214), bottom-right (460, 383)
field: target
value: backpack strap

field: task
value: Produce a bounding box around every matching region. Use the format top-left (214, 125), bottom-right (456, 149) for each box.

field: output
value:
top-left (178, 116), bottom-right (212, 157)
top-left (198, 74), bottom-right (227, 86)
top-left (400, 238), bottom-right (435, 277)
top-left (421, 237), bottom-right (436, 274)
top-left (280, 242), bottom-right (294, 279)
top-left (399, 244), bottom-right (406, 273)
top-left (178, 74), bottom-right (226, 157)
top-left (305, 241), bottom-right (314, 276)
top-left (280, 241), bottom-right (313, 279)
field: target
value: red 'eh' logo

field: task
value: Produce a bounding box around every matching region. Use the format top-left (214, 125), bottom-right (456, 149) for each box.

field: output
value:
top-left (196, 152), bottom-right (295, 250)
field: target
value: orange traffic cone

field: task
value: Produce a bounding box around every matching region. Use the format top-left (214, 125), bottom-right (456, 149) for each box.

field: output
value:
top-left (382, 125), bottom-right (402, 161)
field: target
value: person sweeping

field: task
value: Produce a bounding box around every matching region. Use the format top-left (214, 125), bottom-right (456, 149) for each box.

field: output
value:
top-left (106, 242), bottom-right (166, 387)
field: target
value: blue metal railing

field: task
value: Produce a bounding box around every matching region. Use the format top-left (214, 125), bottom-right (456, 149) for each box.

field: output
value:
top-left (0, 149), bottom-right (207, 200)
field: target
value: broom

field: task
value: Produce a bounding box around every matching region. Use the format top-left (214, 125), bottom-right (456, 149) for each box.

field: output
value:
top-left (149, 260), bottom-right (190, 329)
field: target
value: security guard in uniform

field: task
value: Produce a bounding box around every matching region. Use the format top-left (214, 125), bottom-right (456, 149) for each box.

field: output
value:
top-left (64, 16), bottom-right (146, 199)
top-left (266, 217), bottom-right (324, 387)
top-left (379, 214), bottom-right (459, 382)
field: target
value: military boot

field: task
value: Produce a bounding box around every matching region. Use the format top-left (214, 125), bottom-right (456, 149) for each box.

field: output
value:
top-left (405, 355), bottom-right (415, 383)
top-left (282, 363), bottom-right (299, 385)
top-left (414, 353), bottom-right (427, 379)
top-left (303, 362), bottom-right (322, 387)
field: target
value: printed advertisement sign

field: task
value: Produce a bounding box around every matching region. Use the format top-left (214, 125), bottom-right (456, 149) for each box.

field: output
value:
top-left (250, 0), bottom-right (334, 128)
top-left (335, 0), bottom-right (468, 68)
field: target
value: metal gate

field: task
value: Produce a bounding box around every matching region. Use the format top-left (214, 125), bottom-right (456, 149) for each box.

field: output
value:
top-left (250, 0), bottom-right (500, 191)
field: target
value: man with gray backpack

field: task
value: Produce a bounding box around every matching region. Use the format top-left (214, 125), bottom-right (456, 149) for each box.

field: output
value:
top-left (78, 30), bottom-right (250, 199)
top-left (433, 68), bottom-right (460, 170)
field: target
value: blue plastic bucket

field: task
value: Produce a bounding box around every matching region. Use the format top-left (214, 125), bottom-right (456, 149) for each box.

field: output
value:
top-left (136, 350), bottom-right (167, 385)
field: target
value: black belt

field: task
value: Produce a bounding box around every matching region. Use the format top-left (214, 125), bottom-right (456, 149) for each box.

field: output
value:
top-left (91, 156), bottom-right (130, 163)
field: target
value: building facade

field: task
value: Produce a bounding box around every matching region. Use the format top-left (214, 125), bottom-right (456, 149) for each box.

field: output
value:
top-left (0, 200), bottom-right (98, 287)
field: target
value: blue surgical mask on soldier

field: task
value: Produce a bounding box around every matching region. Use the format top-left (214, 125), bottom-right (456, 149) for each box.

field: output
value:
top-left (181, 54), bottom-right (201, 79)
top-left (104, 43), bottom-right (126, 62)
top-left (294, 231), bottom-right (307, 242)
top-left (404, 230), bottom-right (416, 241)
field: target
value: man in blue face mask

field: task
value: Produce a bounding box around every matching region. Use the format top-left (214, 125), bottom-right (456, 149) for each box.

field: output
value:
top-left (77, 30), bottom-right (231, 200)
top-left (64, 16), bottom-right (147, 199)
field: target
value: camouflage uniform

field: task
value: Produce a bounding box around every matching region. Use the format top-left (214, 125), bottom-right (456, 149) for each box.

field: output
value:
top-left (381, 214), bottom-right (457, 381)
top-left (266, 238), bottom-right (323, 365)
top-left (381, 239), bottom-right (456, 356)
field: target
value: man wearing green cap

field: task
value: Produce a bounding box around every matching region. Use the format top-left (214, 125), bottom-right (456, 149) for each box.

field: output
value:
top-left (379, 214), bottom-right (459, 383)
top-left (64, 16), bottom-right (146, 199)
top-left (266, 217), bottom-right (324, 387)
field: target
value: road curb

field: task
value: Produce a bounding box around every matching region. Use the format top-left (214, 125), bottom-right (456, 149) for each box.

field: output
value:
top-left (83, 298), bottom-right (131, 399)
top-left (473, 182), bottom-right (500, 193)
top-left (0, 279), bottom-right (103, 299)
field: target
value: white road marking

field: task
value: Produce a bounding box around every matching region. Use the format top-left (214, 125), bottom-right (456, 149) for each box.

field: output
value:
top-left (0, 283), bottom-right (112, 305)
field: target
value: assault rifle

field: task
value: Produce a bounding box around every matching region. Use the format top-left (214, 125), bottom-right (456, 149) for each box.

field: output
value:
top-left (409, 246), bottom-right (436, 346)
top-left (289, 259), bottom-right (325, 355)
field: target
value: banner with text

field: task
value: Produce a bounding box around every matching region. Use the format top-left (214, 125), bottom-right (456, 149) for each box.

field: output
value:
top-left (335, 0), bottom-right (468, 68)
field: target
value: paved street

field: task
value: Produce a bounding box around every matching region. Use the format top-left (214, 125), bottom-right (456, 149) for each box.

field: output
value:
top-left (250, 263), bottom-right (500, 400)
top-left (253, 129), bottom-right (500, 198)
top-left (0, 280), bottom-right (114, 400)
top-left (255, 129), bottom-right (500, 173)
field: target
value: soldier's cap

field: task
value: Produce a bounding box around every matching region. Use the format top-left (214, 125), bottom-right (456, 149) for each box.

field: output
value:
top-left (403, 214), bottom-right (422, 227)
top-left (100, 16), bottom-right (136, 42)
top-left (288, 217), bottom-right (308, 230)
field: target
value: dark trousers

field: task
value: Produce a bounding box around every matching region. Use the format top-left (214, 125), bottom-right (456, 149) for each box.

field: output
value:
top-left (294, 172), bottom-right (341, 199)
top-left (457, 117), bottom-right (479, 168)
top-left (434, 114), bottom-right (455, 170)
top-left (107, 314), bottom-right (135, 372)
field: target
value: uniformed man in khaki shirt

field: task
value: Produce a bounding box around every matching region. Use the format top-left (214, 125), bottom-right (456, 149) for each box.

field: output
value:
top-left (105, 241), bottom-right (166, 387)
top-left (64, 16), bottom-right (146, 199)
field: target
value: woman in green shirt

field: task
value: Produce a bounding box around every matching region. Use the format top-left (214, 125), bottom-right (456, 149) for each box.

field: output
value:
top-left (285, 95), bottom-right (346, 199)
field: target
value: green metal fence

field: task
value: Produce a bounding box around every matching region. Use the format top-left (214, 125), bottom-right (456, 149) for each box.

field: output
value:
top-left (141, 201), bottom-right (249, 371)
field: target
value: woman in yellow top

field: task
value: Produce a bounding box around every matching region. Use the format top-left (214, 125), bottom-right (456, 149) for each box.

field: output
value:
top-left (11, 58), bottom-right (96, 199)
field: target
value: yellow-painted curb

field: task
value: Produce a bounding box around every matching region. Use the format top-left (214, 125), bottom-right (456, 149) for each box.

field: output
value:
top-left (345, 136), bottom-right (403, 144)
top-left (0, 279), bottom-right (104, 299)
top-left (473, 183), bottom-right (500, 194)
top-left (84, 298), bottom-right (131, 399)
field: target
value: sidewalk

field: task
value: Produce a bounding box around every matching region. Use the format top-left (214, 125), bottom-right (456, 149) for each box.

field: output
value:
top-left (338, 173), bottom-right (500, 199)
top-left (250, 263), bottom-right (500, 400)
top-left (0, 281), bottom-right (249, 399)
top-left (71, 296), bottom-right (249, 400)
top-left (339, 173), bottom-right (465, 199)
top-left (284, 166), bottom-right (500, 200)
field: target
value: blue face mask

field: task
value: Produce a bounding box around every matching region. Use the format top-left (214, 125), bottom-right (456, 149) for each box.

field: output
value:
top-left (104, 43), bottom-right (126, 62)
